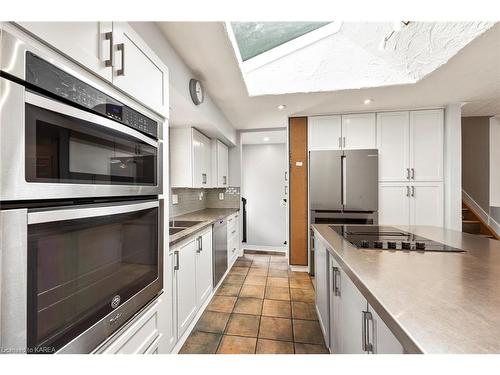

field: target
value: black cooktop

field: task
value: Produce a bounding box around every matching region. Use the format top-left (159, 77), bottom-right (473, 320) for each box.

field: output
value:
top-left (330, 225), bottom-right (464, 252)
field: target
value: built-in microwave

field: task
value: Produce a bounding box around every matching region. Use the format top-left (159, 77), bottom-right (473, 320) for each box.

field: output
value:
top-left (0, 198), bottom-right (163, 354)
top-left (0, 29), bottom-right (163, 201)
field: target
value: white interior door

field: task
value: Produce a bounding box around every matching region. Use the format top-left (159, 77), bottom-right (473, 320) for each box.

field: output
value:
top-left (242, 143), bottom-right (287, 249)
top-left (376, 112), bottom-right (410, 182)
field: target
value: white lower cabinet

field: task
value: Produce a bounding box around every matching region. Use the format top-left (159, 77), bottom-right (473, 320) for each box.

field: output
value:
top-left (314, 238), bottom-right (330, 346)
top-left (99, 298), bottom-right (162, 354)
top-left (227, 213), bottom-right (240, 266)
top-left (172, 227), bottom-right (214, 341)
top-left (314, 233), bottom-right (405, 354)
top-left (174, 240), bottom-right (198, 339)
top-left (195, 230), bottom-right (213, 307)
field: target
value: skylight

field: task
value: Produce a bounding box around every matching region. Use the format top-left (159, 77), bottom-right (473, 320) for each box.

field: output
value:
top-left (231, 22), bottom-right (330, 61)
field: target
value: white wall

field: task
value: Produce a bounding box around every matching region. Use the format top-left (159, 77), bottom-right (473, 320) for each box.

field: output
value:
top-left (444, 104), bottom-right (462, 231)
top-left (130, 22), bottom-right (236, 146)
top-left (242, 144), bottom-right (287, 249)
top-left (490, 117), bottom-right (500, 207)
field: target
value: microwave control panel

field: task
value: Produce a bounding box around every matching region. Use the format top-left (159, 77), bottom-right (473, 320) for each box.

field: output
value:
top-left (25, 52), bottom-right (158, 139)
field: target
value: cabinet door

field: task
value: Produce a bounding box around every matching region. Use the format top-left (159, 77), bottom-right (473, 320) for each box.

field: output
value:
top-left (217, 141), bottom-right (229, 187)
top-left (202, 136), bottom-right (213, 188)
top-left (368, 304), bottom-right (404, 354)
top-left (376, 112), bottom-right (410, 181)
top-left (341, 113), bottom-right (376, 150)
top-left (378, 183), bottom-right (410, 226)
top-left (18, 22), bottom-right (113, 82)
top-left (329, 256), bottom-right (342, 354)
top-left (340, 268), bottom-right (368, 354)
top-left (410, 182), bottom-right (444, 227)
top-left (192, 129), bottom-right (210, 188)
top-left (308, 115), bottom-right (342, 150)
top-left (112, 22), bottom-right (168, 116)
top-left (175, 241), bottom-right (198, 339)
top-left (410, 110), bottom-right (443, 181)
top-left (314, 239), bottom-right (330, 345)
top-left (196, 231), bottom-right (213, 306)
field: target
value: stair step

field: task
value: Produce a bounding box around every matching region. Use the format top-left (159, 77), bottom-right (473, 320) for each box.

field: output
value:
top-left (462, 220), bottom-right (480, 224)
top-left (478, 234), bottom-right (495, 239)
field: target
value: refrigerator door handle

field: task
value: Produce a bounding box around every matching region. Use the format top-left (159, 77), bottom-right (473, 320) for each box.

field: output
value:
top-left (341, 155), bottom-right (347, 207)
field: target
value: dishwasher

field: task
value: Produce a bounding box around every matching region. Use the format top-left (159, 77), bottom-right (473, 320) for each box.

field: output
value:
top-left (213, 219), bottom-right (228, 287)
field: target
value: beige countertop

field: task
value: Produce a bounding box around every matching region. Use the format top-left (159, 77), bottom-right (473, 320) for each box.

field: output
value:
top-left (311, 224), bottom-right (500, 354)
top-left (169, 208), bottom-right (239, 246)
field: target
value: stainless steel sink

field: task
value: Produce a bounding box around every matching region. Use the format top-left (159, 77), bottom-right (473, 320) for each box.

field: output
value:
top-left (169, 227), bottom-right (186, 235)
top-left (169, 220), bottom-right (203, 228)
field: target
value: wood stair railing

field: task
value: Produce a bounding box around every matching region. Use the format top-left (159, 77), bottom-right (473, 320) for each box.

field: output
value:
top-left (462, 201), bottom-right (499, 240)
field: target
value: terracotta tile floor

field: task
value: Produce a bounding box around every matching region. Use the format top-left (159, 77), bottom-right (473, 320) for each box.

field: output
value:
top-left (179, 253), bottom-right (329, 354)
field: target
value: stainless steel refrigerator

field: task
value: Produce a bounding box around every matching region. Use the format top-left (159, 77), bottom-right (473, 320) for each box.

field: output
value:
top-left (309, 149), bottom-right (379, 274)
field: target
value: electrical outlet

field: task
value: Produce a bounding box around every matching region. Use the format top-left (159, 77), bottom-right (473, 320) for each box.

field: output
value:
top-left (199, 191), bottom-right (204, 201)
top-left (219, 192), bottom-right (224, 200)
top-left (172, 194), bottom-right (178, 205)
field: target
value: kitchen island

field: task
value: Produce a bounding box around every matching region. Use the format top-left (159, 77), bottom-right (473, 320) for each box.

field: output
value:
top-left (312, 224), bottom-right (500, 354)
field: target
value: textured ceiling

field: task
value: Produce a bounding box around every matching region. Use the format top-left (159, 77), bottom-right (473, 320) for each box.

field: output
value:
top-left (158, 22), bottom-right (500, 129)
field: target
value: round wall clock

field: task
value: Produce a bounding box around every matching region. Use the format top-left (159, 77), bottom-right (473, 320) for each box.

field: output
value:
top-left (189, 79), bottom-right (204, 105)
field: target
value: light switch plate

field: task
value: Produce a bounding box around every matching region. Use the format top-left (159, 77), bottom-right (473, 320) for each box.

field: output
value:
top-left (172, 194), bottom-right (178, 205)
top-left (219, 193), bottom-right (224, 200)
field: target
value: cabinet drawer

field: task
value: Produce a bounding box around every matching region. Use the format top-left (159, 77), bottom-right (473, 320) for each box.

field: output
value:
top-left (100, 298), bottom-right (161, 354)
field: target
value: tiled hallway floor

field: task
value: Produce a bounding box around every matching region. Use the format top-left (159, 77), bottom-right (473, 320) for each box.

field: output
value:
top-left (179, 253), bottom-right (329, 354)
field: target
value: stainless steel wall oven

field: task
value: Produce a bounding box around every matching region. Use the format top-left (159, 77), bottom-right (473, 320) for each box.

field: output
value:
top-left (1, 29), bottom-right (163, 201)
top-left (0, 27), bottom-right (165, 354)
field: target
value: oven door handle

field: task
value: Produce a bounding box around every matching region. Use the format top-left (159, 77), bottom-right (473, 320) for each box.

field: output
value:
top-left (25, 91), bottom-right (159, 148)
top-left (28, 200), bottom-right (159, 224)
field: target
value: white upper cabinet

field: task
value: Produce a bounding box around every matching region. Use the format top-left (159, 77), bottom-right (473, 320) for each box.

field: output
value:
top-left (170, 128), bottom-right (211, 188)
top-left (212, 140), bottom-right (229, 188)
top-left (17, 22), bottom-right (114, 82)
top-left (410, 110), bottom-right (444, 182)
top-left (341, 113), bottom-right (376, 150)
top-left (308, 115), bottom-right (342, 150)
top-left (112, 22), bottom-right (168, 117)
top-left (17, 22), bottom-right (169, 117)
top-left (377, 112), bottom-right (410, 182)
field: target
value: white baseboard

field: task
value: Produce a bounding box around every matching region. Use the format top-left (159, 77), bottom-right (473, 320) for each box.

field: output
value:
top-left (290, 265), bottom-right (309, 273)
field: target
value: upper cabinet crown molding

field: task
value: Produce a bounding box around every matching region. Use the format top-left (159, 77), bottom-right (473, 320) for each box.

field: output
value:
top-left (16, 22), bottom-right (169, 119)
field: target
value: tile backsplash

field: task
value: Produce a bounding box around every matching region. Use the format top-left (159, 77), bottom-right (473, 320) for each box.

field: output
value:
top-left (170, 187), bottom-right (240, 217)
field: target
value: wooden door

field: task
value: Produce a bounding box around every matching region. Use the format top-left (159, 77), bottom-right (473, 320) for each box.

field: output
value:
top-left (289, 117), bottom-right (308, 266)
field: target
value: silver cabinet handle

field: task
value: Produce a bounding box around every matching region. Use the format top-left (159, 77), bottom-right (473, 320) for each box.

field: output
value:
top-left (338, 137), bottom-right (342, 148)
top-left (196, 236), bottom-right (202, 253)
top-left (406, 168), bottom-right (410, 180)
top-left (232, 247), bottom-right (236, 253)
top-left (223, 176), bottom-right (227, 185)
top-left (174, 251), bottom-right (180, 270)
top-left (284, 185), bottom-right (288, 195)
top-left (343, 137), bottom-right (346, 148)
top-left (231, 230), bottom-right (236, 235)
top-left (411, 168), bottom-right (415, 180)
top-left (406, 186), bottom-right (410, 197)
top-left (202, 173), bottom-right (207, 184)
top-left (117, 43), bottom-right (125, 76)
top-left (104, 32), bottom-right (113, 67)
top-left (362, 311), bottom-right (374, 353)
top-left (332, 266), bottom-right (341, 296)
top-left (228, 218), bottom-right (233, 222)
top-left (411, 186), bottom-right (415, 197)
top-left (284, 171), bottom-right (288, 181)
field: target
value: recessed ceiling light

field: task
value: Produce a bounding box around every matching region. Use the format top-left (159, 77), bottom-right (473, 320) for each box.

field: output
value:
top-left (263, 137), bottom-right (270, 142)
top-left (364, 99), bottom-right (373, 104)
top-left (277, 104), bottom-right (287, 110)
